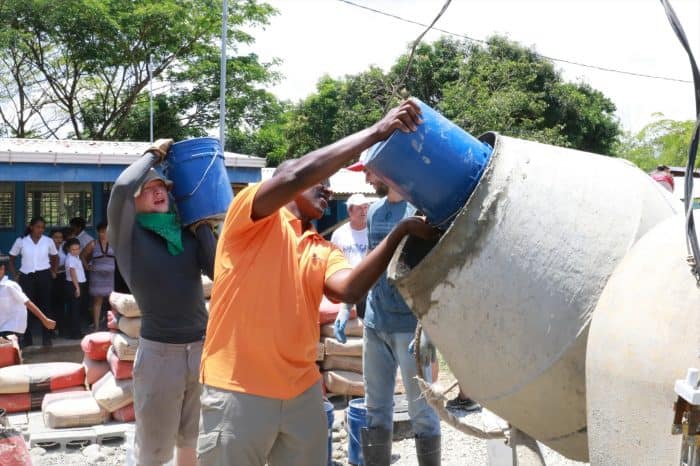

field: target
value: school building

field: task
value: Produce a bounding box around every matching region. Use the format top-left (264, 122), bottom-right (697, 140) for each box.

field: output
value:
top-left (0, 138), bottom-right (265, 254)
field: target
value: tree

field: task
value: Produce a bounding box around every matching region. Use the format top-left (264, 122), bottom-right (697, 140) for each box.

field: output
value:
top-left (0, 0), bottom-right (278, 141)
top-left (618, 114), bottom-right (696, 172)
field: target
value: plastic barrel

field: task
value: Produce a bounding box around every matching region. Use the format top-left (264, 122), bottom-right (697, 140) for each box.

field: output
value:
top-left (164, 138), bottom-right (234, 226)
top-left (346, 397), bottom-right (368, 465)
top-left (324, 401), bottom-right (334, 466)
top-left (364, 98), bottom-right (492, 226)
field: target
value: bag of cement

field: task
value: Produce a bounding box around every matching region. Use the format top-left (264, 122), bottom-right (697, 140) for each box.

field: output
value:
top-left (107, 346), bottom-right (133, 380)
top-left (81, 331), bottom-right (112, 361)
top-left (117, 315), bottom-right (141, 339)
top-left (316, 342), bottom-right (325, 362)
top-left (92, 371), bottom-right (133, 412)
top-left (322, 336), bottom-right (363, 357)
top-left (42, 390), bottom-right (110, 428)
top-left (322, 370), bottom-right (364, 396)
top-left (0, 386), bottom-right (85, 414)
top-left (321, 355), bottom-right (363, 373)
top-left (111, 332), bottom-right (138, 361)
top-left (320, 318), bottom-right (364, 338)
top-left (112, 403), bottom-right (135, 422)
top-left (109, 292), bottom-right (141, 318)
top-left (83, 357), bottom-right (110, 386)
top-left (202, 275), bottom-right (213, 299)
top-left (0, 335), bottom-right (21, 368)
top-left (0, 362), bottom-right (86, 394)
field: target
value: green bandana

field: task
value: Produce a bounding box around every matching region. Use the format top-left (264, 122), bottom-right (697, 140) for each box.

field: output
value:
top-left (136, 212), bottom-right (184, 256)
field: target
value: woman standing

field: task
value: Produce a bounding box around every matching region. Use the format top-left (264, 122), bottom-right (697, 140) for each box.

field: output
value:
top-left (81, 221), bottom-right (115, 331)
top-left (8, 217), bottom-right (58, 347)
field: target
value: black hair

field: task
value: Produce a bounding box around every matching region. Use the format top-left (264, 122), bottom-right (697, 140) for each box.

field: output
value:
top-left (657, 165), bottom-right (670, 171)
top-left (49, 228), bottom-right (64, 238)
top-left (69, 217), bottom-right (87, 231)
top-left (24, 216), bottom-right (46, 237)
top-left (63, 237), bottom-right (81, 254)
top-left (96, 220), bottom-right (108, 232)
top-left (0, 255), bottom-right (9, 269)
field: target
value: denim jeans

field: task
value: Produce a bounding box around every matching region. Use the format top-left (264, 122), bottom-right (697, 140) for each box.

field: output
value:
top-left (363, 326), bottom-right (440, 438)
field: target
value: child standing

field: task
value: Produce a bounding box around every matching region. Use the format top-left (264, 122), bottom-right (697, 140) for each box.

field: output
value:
top-left (0, 256), bottom-right (56, 346)
top-left (64, 238), bottom-right (87, 339)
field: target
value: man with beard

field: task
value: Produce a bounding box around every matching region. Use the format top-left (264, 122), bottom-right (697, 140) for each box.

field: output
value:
top-left (339, 160), bottom-right (442, 465)
top-left (198, 99), bottom-right (439, 466)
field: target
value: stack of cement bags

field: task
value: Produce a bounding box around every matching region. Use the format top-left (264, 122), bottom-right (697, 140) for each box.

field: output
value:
top-left (0, 362), bottom-right (86, 415)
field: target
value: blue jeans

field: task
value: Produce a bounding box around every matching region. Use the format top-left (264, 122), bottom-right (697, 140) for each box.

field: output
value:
top-left (363, 327), bottom-right (440, 438)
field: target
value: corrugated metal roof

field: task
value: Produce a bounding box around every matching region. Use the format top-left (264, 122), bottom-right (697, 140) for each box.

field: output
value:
top-left (260, 167), bottom-right (377, 196)
top-left (0, 138), bottom-right (265, 168)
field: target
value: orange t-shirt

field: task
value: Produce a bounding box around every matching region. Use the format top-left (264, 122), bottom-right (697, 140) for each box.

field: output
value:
top-left (200, 183), bottom-right (351, 399)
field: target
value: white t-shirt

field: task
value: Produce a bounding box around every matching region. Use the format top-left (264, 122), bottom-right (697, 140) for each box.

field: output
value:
top-left (77, 230), bottom-right (94, 251)
top-left (331, 223), bottom-right (369, 267)
top-left (65, 255), bottom-right (86, 283)
top-left (0, 276), bottom-right (29, 333)
top-left (9, 235), bottom-right (58, 274)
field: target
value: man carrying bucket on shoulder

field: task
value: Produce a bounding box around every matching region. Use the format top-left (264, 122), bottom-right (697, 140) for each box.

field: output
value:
top-left (107, 140), bottom-right (217, 466)
top-left (340, 161), bottom-right (442, 465)
top-left (198, 99), bottom-right (439, 466)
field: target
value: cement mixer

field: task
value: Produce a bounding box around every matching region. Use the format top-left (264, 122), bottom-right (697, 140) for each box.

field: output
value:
top-left (387, 132), bottom-right (679, 462)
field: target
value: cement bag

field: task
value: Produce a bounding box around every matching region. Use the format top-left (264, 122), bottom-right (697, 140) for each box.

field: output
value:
top-left (0, 362), bottom-right (85, 394)
top-left (321, 355), bottom-right (363, 374)
top-left (109, 292), bottom-right (141, 318)
top-left (0, 409), bottom-right (31, 466)
top-left (83, 357), bottom-right (110, 386)
top-left (80, 332), bottom-right (112, 361)
top-left (0, 336), bottom-right (21, 368)
top-left (112, 403), bottom-right (135, 422)
top-left (117, 316), bottom-right (141, 339)
top-left (0, 386), bottom-right (85, 414)
top-left (42, 390), bottom-right (110, 428)
top-left (111, 332), bottom-right (138, 361)
top-left (323, 370), bottom-right (364, 396)
top-left (92, 371), bottom-right (133, 412)
top-left (107, 310), bottom-right (119, 330)
top-left (106, 347), bottom-right (133, 380)
top-left (320, 318), bottom-right (364, 338)
top-left (323, 336), bottom-right (363, 357)
top-left (201, 275), bottom-right (213, 299)
top-left (319, 297), bottom-right (356, 325)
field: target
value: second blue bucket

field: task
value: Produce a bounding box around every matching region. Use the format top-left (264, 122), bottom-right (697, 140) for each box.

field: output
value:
top-left (365, 98), bottom-right (493, 227)
top-left (347, 398), bottom-right (368, 465)
top-left (164, 137), bottom-right (234, 226)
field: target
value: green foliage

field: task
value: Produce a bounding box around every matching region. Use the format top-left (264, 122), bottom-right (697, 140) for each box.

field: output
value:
top-left (618, 114), bottom-right (696, 172)
top-left (0, 0), bottom-right (278, 141)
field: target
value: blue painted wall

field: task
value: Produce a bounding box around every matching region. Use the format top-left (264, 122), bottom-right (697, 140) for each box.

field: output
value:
top-left (0, 162), bottom-right (261, 254)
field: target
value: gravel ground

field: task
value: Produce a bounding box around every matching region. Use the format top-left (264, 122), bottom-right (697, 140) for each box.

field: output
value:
top-left (28, 410), bottom-right (588, 466)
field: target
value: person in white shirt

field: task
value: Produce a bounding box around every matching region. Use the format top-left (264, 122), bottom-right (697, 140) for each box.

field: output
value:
top-left (64, 238), bottom-right (87, 340)
top-left (7, 216), bottom-right (58, 347)
top-left (330, 193), bottom-right (372, 342)
top-left (49, 228), bottom-right (68, 338)
top-left (0, 256), bottom-right (56, 346)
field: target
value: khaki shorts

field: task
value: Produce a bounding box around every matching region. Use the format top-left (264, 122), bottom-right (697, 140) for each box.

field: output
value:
top-left (133, 337), bottom-right (203, 466)
top-left (197, 382), bottom-right (327, 466)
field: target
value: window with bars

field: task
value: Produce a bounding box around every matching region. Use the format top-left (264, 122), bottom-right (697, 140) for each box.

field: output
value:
top-left (0, 183), bottom-right (14, 228)
top-left (25, 183), bottom-right (93, 227)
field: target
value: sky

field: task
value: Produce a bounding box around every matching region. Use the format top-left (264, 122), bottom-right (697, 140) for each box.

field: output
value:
top-left (242, 0), bottom-right (700, 134)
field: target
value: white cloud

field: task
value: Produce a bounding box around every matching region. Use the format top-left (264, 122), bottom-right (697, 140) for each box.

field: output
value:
top-left (243, 0), bottom-right (699, 133)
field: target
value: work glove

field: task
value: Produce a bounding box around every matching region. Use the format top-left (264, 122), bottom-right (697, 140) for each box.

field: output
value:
top-left (409, 328), bottom-right (436, 368)
top-left (145, 138), bottom-right (174, 162)
top-left (333, 303), bottom-right (352, 344)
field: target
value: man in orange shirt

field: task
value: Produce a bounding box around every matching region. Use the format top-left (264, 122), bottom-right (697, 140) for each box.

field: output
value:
top-left (198, 99), bottom-right (437, 466)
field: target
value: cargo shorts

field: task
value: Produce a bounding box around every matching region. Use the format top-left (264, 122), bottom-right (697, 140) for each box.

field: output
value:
top-left (133, 337), bottom-right (203, 466)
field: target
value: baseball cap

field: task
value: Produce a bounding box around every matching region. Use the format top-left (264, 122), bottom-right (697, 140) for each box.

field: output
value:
top-left (134, 169), bottom-right (173, 197)
top-left (346, 149), bottom-right (370, 172)
top-left (346, 193), bottom-right (373, 207)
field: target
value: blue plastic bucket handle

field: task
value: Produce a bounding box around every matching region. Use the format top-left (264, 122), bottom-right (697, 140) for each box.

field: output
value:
top-left (173, 151), bottom-right (222, 202)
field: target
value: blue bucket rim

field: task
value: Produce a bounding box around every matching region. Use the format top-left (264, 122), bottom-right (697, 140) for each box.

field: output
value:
top-left (170, 137), bottom-right (222, 148)
top-left (348, 397), bottom-right (366, 410)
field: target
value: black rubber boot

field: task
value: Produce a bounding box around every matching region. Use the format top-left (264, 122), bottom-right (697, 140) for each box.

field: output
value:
top-left (360, 427), bottom-right (392, 466)
top-left (415, 435), bottom-right (441, 466)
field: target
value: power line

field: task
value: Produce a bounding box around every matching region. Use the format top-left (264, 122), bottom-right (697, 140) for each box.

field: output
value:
top-left (337, 0), bottom-right (693, 85)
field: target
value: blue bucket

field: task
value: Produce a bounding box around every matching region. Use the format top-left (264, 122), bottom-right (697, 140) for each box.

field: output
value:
top-left (347, 398), bottom-right (368, 465)
top-left (365, 99), bottom-right (493, 227)
top-left (164, 137), bottom-right (234, 226)
top-left (324, 401), bottom-right (334, 466)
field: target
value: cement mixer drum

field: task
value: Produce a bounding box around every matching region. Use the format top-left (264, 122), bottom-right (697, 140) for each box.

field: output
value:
top-left (389, 132), bottom-right (678, 461)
